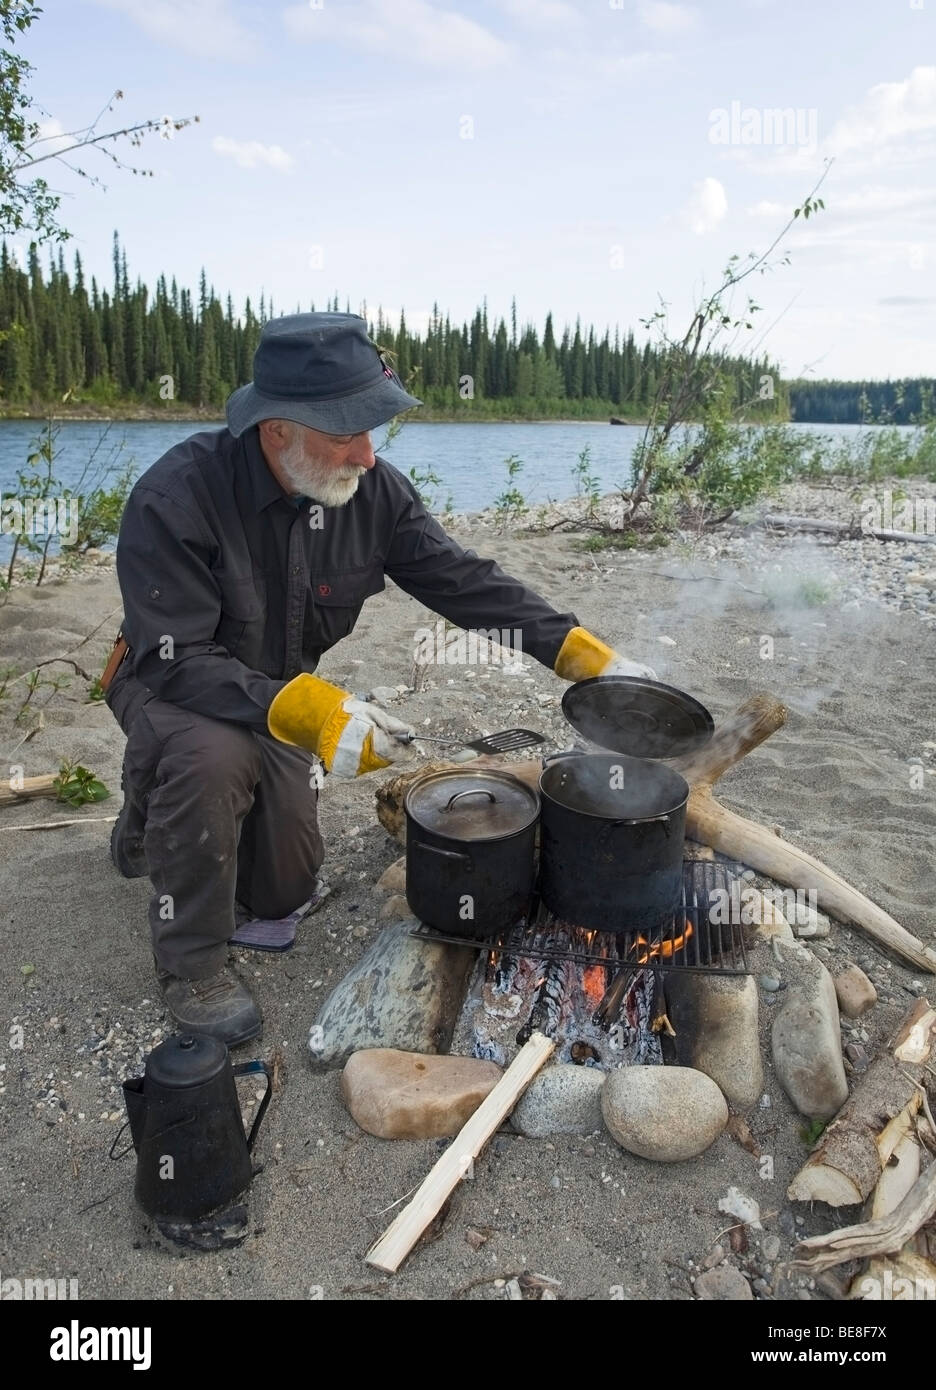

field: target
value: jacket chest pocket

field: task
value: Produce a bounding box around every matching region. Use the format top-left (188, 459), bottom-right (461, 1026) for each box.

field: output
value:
top-left (309, 565), bottom-right (385, 646)
top-left (215, 576), bottom-right (265, 658)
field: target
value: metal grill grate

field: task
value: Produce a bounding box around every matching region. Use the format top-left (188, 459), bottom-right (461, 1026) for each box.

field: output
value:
top-left (409, 858), bottom-right (750, 976)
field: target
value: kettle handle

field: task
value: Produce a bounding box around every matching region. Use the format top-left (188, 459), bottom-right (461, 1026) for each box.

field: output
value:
top-left (233, 1059), bottom-right (273, 1152)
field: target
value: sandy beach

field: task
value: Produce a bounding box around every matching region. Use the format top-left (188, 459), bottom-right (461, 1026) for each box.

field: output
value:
top-left (1, 477), bottom-right (934, 1302)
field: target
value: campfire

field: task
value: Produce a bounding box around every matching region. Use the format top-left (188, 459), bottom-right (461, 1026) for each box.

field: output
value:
top-left (308, 692), bottom-right (936, 1286)
top-left (421, 859), bottom-right (749, 1069)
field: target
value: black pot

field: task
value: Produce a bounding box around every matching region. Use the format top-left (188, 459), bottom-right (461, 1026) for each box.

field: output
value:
top-left (538, 752), bottom-right (688, 934)
top-left (404, 768), bottom-right (540, 939)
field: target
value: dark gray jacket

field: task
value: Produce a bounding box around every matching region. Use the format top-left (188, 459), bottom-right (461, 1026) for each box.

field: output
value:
top-left (112, 426), bottom-right (578, 729)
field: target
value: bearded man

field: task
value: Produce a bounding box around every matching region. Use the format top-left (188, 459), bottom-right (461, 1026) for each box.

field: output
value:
top-left (105, 313), bottom-right (653, 1045)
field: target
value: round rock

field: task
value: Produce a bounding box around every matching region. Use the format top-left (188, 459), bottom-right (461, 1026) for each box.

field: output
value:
top-left (511, 1064), bottom-right (605, 1137)
top-left (695, 1266), bottom-right (754, 1300)
top-left (601, 1065), bottom-right (728, 1162)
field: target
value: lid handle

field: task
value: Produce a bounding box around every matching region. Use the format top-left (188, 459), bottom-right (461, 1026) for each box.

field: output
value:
top-left (445, 789), bottom-right (497, 811)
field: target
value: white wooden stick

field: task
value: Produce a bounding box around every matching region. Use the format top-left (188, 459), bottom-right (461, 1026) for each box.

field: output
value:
top-left (0, 815), bottom-right (117, 832)
top-left (366, 1031), bottom-right (556, 1274)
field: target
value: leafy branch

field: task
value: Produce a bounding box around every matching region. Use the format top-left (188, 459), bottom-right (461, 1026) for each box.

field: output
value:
top-left (1, 1), bottom-right (197, 241)
top-left (620, 162), bottom-right (833, 524)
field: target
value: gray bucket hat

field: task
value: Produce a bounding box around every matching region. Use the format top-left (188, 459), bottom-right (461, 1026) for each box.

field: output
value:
top-left (225, 312), bottom-right (422, 437)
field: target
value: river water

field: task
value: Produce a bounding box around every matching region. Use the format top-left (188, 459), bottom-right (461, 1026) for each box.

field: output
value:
top-left (0, 417), bottom-right (908, 523)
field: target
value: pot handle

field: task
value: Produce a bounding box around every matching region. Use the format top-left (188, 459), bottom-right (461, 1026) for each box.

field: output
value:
top-left (541, 749), bottom-right (584, 767)
top-left (415, 842), bottom-right (473, 869)
top-left (233, 1059), bottom-right (272, 1152)
top-left (597, 814), bottom-right (671, 839)
top-left (445, 789), bottom-right (496, 811)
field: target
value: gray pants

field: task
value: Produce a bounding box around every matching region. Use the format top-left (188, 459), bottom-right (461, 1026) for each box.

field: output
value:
top-left (107, 668), bottom-right (324, 980)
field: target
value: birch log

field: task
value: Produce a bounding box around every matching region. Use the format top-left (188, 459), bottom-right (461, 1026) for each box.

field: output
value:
top-left (787, 1001), bottom-right (936, 1206)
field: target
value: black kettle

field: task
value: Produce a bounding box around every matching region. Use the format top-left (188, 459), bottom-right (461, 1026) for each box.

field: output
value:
top-left (117, 1033), bottom-right (271, 1223)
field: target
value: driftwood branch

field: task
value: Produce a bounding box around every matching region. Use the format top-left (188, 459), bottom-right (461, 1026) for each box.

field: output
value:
top-left (759, 513), bottom-right (936, 545)
top-left (792, 1161), bottom-right (936, 1274)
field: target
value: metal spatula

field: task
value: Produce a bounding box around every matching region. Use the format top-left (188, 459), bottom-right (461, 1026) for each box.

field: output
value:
top-left (397, 728), bottom-right (545, 755)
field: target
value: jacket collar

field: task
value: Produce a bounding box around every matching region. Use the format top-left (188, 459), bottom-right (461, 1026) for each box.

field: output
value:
top-left (242, 426), bottom-right (300, 513)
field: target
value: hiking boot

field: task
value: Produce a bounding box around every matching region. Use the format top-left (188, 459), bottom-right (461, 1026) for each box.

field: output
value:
top-left (156, 965), bottom-right (262, 1047)
top-left (110, 800), bottom-right (148, 879)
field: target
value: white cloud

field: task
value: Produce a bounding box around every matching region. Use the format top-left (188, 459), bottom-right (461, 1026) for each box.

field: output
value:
top-left (749, 185), bottom-right (936, 222)
top-left (31, 119), bottom-right (73, 157)
top-left (284, 0), bottom-right (509, 70)
top-left (638, 2), bottom-right (699, 34)
top-left (212, 137), bottom-right (294, 172)
top-left (825, 65), bottom-right (936, 157)
top-left (91, 0), bottom-right (256, 61)
top-left (747, 198), bottom-right (786, 217)
top-left (729, 65), bottom-right (936, 175)
top-left (683, 177), bottom-right (727, 234)
top-left (495, 0), bottom-right (583, 27)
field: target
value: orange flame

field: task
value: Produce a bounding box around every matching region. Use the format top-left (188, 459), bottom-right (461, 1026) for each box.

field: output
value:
top-left (630, 920), bottom-right (694, 965)
top-left (582, 964), bottom-right (606, 1007)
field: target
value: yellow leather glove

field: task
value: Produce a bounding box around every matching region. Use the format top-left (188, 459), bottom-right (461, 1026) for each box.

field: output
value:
top-left (553, 627), bottom-right (657, 682)
top-left (267, 674), bottom-right (416, 778)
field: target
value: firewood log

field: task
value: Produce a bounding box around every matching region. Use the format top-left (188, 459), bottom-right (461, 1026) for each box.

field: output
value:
top-left (0, 773), bottom-right (60, 808)
top-left (787, 1001), bottom-right (936, 1207)
top-left (787, 1062), bottom-right (923, 1206)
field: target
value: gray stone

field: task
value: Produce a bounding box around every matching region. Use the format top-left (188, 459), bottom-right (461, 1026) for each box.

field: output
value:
top-left (761, 1235), bottom-right (781, 1262)
top-left (759, 976), bottom-right (781, 991)
top-left (511, 1064), bottom-right (606, 1137)
top-left (601, 1065), bottom-right (728, 1162)
top-left (368, 686), bottom-right (400, 705)
top-left (694, 1266), bottom-right (753, 1300)
top-left (308, 917), bottom-right (474, 1067)
top-left (666, 973), bottom-right (763, 1112)
top-left (770, 939), bottom-right (848, 1120)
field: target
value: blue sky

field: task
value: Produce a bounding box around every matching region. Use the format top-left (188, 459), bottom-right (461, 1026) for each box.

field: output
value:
top-left (16, 0), bottom-right (936, 380)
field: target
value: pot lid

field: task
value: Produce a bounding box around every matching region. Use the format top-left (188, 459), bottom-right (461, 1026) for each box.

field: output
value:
top-left (145, 1032), bottom-right (229, 1088)
top-left (561, 676), bottom-right (714, 759)
top-left (404, 768), bottom-right (540, 840)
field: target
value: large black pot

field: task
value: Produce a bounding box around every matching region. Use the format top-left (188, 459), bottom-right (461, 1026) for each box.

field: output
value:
top-left (404, 768), bottom-right (540, 939)
top-left (538, 752), bottom-right (688, 934)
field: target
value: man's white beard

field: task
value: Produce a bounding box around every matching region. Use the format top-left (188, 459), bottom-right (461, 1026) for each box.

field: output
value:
top-left (278, 437), bottom-right (364, 507)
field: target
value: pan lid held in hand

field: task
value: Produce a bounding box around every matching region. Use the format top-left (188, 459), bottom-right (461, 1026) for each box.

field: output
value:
top-left (561, 676), bottom-right (714, 760)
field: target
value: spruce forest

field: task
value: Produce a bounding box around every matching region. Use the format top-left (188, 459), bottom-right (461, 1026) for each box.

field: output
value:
top-left (0, 236), bottom-right (931, 424)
